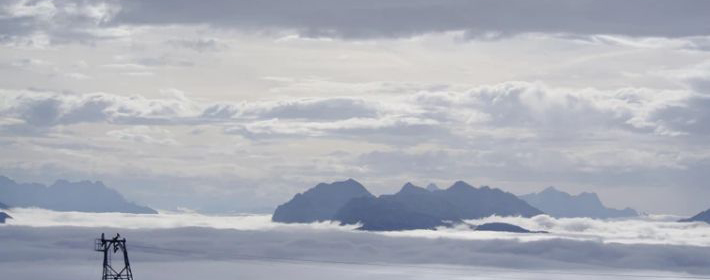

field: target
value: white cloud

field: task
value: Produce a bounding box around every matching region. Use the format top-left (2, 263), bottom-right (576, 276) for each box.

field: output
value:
top-left (106, 126), bottom-right (178, 145)
top-left (0, 0), bottom-right (123, 46)
top-left (3, 209), bottom-right (710, 277)
top-left (7, 208), bottom-right (710, 247)
top-left (0, 89), bottom-right (200, 126)
top-left (63, 72), bottom-right (90, 80)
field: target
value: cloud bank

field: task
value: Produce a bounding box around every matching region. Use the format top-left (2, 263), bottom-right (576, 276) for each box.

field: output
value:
top-left (4, 0), bottom-right (710, 45)
top-left (2, 81), bottom-right (705, 139)
top-left (6, 208), bottom-right (710, 247)
top-left (3, 210), bottom-right (710, 277)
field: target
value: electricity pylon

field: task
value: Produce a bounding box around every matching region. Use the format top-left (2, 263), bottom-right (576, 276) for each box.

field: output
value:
top-left (95, 233), bottom-right (134, 280)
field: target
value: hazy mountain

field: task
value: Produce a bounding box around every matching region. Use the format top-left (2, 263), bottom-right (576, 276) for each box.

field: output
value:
top-left (0, 201), bottom-right (8, 209)
top-left (0, 212), bottom-right (11, 223)
top-left (335, 183), bottom-right (460, 230)
top-left (425, 183), bottom-right (440, 191)
top-left (520, 187), bottom-right (637, 219)
top-left (441, 181), bottom-right (543, 219)
top-left (272, 179), bottom-right (374, 223)
top-left (335, 181), bottom-right (543, 231)
top-left (334, 196), bottom-right (452, 231)
top-left (679, 209), bottom-right (710, 223)
top-left (0, 176), bottom-right (157, 214)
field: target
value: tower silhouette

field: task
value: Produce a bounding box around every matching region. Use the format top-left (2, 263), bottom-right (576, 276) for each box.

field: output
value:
top-left (95, 233), bottom-right (134, 280)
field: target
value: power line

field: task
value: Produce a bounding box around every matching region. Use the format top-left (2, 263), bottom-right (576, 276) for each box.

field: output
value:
top-left (130, 244), bottom-right (710, 280)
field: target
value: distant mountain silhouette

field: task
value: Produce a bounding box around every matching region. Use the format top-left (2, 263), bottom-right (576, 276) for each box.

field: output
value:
top-left (0, 176), bottom-right (157, 214)
top-left (520, 187), bottom-right (637, 219)
top-left (335, 183), bottom-right (461, 230)
top-left (0, 212), bottom-right (12, 223)
top-left (679, 209), bottom-right (710, 223)
top-left (272, 179), bottom-right (374, 223)
top-left (0, 200), bottom-right (8, 209)
top-left (334, 181), bottom-right (543, 231)
top-left (442, 181), bottom-right (543, 219)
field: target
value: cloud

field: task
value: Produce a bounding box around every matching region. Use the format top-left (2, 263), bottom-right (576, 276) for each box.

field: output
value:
top-left (3, 0), bottom-right (710, 46)
top-left (98, 0), bottom-right (710, 40)
top-left (1, 80), bottom-right (707, 140)
top-left (224, 117), bottom-right (444, 141)
top-left (0, 0), bottom-right (123, 46)
top-left (109, 0), bottom-right (710, 39)
top-left (106, 126), bottom-right (179, 145)
top-left (3, 209), bottom-right (710, 277)
top-left (7, 208), bottom-right (710, 247)
top-left (2, 81), bottom-right (709, 213)
top-left (0, 89), bottom-right (200, 127)
top-left (166, 38), bottom-right (228, 52)
top-left (202, 97), bottom-right (382, 121)
top-left (648, 95), bottom-right (710, 136)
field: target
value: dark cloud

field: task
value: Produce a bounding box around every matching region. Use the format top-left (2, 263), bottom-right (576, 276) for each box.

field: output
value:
top-left (3, 0), bottom-right (710, 45)
top-left (649, 95), bottom-right (710, 136)
top-left (0, 0), bottom-right (123, 45)
top-left (112, 0), bottom-right (710, 39)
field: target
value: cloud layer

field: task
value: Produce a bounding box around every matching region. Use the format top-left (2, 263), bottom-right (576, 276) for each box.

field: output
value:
top-left (4, 0), bottom-right (710, 45)
top-left (3, 210), bottom-right (710, 278)
top-left (1, 81), bottom-right (705, 139)
top-left (6, 208), bottom-right (710, 247)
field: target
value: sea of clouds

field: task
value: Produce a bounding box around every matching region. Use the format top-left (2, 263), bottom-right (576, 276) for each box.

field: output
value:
top-left (6, 208), bottom-right (710, 246)
top-left (2, 208), bottom-right (710, 279)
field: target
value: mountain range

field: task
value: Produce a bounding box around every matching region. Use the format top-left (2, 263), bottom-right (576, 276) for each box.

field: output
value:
top-left (0, 176), bottom-right (157, 214)
top-left (679, 209), bottom-right (710, 223)
top-left (520, 187), bottom-right (638, 219)
top-left (274, 180), bottom-right (543, 231)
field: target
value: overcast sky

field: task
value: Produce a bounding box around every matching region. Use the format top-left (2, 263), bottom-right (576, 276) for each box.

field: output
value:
top-left (1, 0), bottom-right (709, 215)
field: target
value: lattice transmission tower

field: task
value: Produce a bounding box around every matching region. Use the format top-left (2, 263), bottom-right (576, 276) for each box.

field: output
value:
top-left (95, 233), bottom-right (134, 280)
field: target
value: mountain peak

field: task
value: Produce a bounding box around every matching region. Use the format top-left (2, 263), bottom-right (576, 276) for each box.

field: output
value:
top-left (449, 180), bottom-right (474, 190)
top-left (541, 186), bottom-right (561, 193)
top-left (396, 183), bottom-right (428, 195)
top-left (272, 179), bottom-right (374, 223)
top-left (425, 183), bottom-right (440, 191)
top-left (309, 179), bottom-right (366, 194)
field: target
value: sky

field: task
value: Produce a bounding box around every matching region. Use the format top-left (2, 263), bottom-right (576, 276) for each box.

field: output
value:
top-left (1, 0), bottom-right (710, 215)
